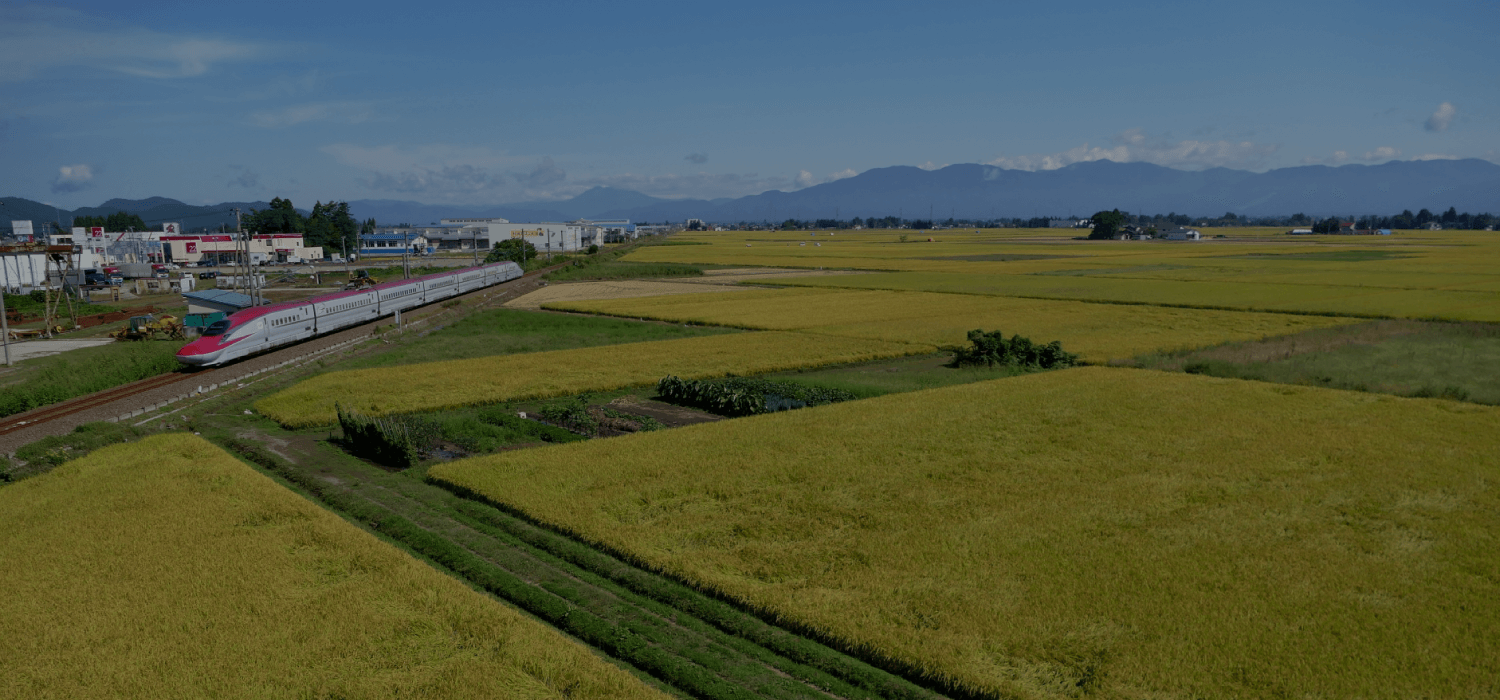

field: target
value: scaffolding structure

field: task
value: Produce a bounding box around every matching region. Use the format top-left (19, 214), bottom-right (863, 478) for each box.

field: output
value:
top-left (1, 243), bottom-right (82, 340)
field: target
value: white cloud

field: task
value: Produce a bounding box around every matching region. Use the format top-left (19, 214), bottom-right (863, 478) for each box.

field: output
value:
top-left (0, 6), bottom-right (269, 83)
top-left (249, 102), bottom-right (371, 128)
top-left (990, 129), bottom-right (1278, 171)
top-left (1363, 146), bottom-right (1401, 161)
top-left (916, 161), bottom-right (946, 171)
top-left (1412, 153), bottom-right (1459, 161)
top-left (1425, 102), bottom-right (1456, 132)
top-left (826, 168), bottom-right (858, 182)
top-left (52, 164), bottom-right (93, 193)
top-left (794, 170), bottom-right (816, 188)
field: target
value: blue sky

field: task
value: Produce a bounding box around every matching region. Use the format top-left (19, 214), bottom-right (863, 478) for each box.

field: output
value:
top-left (4, 0), bottom-right (1495, 208)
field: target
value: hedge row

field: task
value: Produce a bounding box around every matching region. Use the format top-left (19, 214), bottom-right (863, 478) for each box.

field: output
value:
top-left (335, 403), bottom-right (437, 469)
top-left (656, 376), bottom-right (859, 417)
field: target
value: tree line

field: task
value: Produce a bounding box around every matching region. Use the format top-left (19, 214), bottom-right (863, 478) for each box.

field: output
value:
top-left (721, 207), bottom-right (1497, 232)
top-left (239, 198), bottom-right (361, 256)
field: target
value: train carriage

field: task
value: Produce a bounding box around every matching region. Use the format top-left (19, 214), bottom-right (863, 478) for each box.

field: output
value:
top-left (311, 288), bottom-right (381, 332)
top-left (453, 267), bottom-right (488, 293)
top-left (262, 301), bottom-right (317, 345)
top-left (374, 278), bottom-right (426, 315)
top-left (176, 260), bottom-right (524, 367)
top-left (419, 270), bottom-right (459, 301)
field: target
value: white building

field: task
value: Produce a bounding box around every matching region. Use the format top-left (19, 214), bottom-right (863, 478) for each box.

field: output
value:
top-left (486, 222), bottom-right (590, 253)
top-left (1163, 227), bottom-right (1202, 241)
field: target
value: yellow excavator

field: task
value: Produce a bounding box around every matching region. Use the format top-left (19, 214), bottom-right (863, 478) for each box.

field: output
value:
top-left (110, 314), bottom-right (185, 341)
top-left (343, 269), bottom-right (380, 291)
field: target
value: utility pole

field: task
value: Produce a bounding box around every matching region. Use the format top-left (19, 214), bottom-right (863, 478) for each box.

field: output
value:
top-left (0, 201), bottom-right (9, 366)
top-left (472, 228), bottom-right (479, 266)
top-left (402, 231), bottom-right (410, 280)
top-left (231, 208), bottom-right (243, 297)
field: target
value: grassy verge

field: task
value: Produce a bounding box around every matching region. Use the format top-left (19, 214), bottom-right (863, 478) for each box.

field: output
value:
top-left (1131, 319), bottom-right (1500, 404)
top-left (546, 260), bottom-right (706, 282)
top-left (2, 422), bottom-right (144, 482)
top-left (0, 340), bottom-right (185, 418)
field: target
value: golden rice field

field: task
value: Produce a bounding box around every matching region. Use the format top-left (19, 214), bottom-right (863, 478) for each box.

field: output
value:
top-left (430, 367), bottom-right (1500, 700)
top-left (0, 433), bottom-right (664, 700)
top-left (257, 331), bottom-right (930, 427)
top-left (626, 229), bottom-right (1500, 320)
top-left (544, 287), bottom-right (1357, 362)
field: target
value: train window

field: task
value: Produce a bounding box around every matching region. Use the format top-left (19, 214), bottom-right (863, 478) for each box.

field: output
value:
top-left (203, 320), bottom-right (231, 336)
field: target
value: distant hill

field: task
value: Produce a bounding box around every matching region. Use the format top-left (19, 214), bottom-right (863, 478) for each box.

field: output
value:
top-left (7, 159), bottom-right (1498, 235)
top-left (346, 200), bottom-right (568, 226)
top-left (641, 158), bottom-right (1500, 222)
top-left (348, 187), bottom-right (680, 224)
top-left (71, 198), bottom-right (279, 232)
top-left (1, 197), bottom-right (73, 232)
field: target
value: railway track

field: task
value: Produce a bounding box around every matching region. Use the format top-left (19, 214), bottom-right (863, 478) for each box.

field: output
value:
top-left (0, 371), bottom-right (196, 437)
top-left (0, 262), bottom-right (565, 445)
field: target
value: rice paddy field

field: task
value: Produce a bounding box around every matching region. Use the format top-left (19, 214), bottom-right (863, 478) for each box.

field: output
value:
top-left (430, 367), bottom-right (1500, 700)
top-left (619, 228), bottom-right (1500, 321)
top-left (0, 433), bottom-right (663, 700)
top-left (256, 330), bottom-right (931, 428)
top-left (544, 287), bottom-right (1357, 362)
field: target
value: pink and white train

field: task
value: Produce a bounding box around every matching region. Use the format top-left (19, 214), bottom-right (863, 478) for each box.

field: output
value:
top-left (176, 261), bottom-right (523, 367)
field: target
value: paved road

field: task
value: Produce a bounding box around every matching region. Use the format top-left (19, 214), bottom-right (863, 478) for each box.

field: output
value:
top-left (0, 339), bottom-right (116, 363)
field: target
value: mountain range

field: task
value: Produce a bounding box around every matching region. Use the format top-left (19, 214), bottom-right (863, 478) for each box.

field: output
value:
top-left (5, 159), bottom-right (1498, 234)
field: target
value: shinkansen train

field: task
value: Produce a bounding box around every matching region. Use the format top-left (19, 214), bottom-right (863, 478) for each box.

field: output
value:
top-left (176, 261), bottom-right (522, 367)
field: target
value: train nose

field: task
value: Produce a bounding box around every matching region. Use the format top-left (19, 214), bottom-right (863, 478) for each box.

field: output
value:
top-left (176, 340), bottom-right (221, 366)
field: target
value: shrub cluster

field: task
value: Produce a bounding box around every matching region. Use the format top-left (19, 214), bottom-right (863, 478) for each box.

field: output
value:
top-left (532, 397), bottom-right (665, 436)
top-left (951, 329), bottom-right (1079, 369)
top-left (535, 396), bottom-right (598, 433)
top-left (657, 376), bottom-right (857, 417)
top-left (335, 403), bottom-right (438, 469)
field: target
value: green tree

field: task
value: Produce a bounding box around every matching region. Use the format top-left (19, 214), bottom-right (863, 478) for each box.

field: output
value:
top-left (246, 197), bottom-right (304, 234)
top-left (485, 238), bottom-right (536, 265)
top-left (302, 201), bottom-right (359, 254)
top-left (74, 213), bottom-right (148, 231)
top-left (1089, 209), bottom-right (1126, 239)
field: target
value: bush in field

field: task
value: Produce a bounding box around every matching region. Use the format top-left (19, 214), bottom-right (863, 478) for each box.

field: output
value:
top-left (951, 329), bottom-right (1079, 369)
top-left (335, 403), bottom-right (438, 469)
top-left (534, 396), bottom-right (599, 434)
top-left (657, 375), bottom-right (858, 417)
